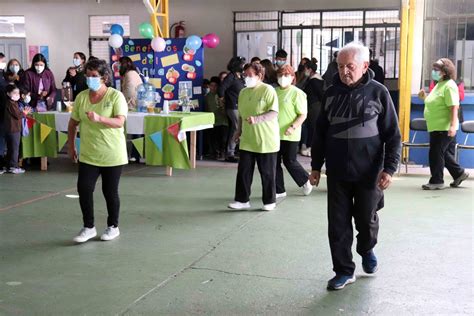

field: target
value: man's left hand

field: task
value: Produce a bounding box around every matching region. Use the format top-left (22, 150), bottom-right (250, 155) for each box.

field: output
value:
top-left (377, 171), bottom-right (392, 190)
top-left (86, 111), bottom-right (101, 123)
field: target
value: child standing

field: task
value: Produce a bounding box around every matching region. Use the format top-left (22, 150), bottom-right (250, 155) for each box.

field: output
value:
top-left (4, 84), bottom-right (31, 174)
top-left (205, 77), bottom-right (228, 159)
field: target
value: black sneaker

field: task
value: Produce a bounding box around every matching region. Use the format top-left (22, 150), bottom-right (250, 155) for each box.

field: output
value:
top-left (362, 250), bottom-right (378, 274)
top-left (225, 156), bottom-right (238, 163)
top-left (327, 274), bottom-right (356, 290)
top-left (450, 172), bottom-right (469, 188)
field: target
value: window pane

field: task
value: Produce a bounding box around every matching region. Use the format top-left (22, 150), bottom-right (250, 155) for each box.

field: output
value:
top-left (322, 11), bottom-right (363, 27)
top-left (0, 16), bottom-right (25, 37)
top-left (365, 10), bottom-right (400, 24)
top-left (282, 12), bottom-right (320, 27)
top-left (89, 15), bottom-right (130, 37)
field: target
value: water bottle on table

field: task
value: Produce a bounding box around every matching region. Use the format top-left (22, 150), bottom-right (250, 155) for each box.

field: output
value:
top-left (136, 77), bottom-right (160, 113)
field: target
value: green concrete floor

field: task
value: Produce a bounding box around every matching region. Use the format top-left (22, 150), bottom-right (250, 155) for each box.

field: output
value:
top-left (0, 158), bottom-right (472, 315)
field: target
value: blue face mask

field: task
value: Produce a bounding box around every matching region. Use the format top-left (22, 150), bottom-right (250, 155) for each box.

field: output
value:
top-left (86, 77), bottom-right (102, 91)
top-left (431, 70), bottom-right (441, 81)
top-left (10, 64), bottom-right (20, 74)
top-left (73, 58), bottom-right (82, 67)
top-left (276, 60), bottom-right (286, 67)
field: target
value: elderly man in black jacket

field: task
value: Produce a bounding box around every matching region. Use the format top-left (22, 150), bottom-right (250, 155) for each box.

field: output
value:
top-left (310, 42), bottom-right (401, 291)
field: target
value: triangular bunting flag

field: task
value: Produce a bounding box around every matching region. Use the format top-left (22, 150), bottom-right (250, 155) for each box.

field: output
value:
top-left (26, 117), bottom-right (36, 129)
top-left (177, 131), bottom-right (186, 142)
top-left (166, 122), bottom-right (180, 142)
top-left (149, 132), bottom-right (163, 152)
top-left (40, 123), bottom-right (53, 143)
top-left (131, 137), bottom-right (145, 157)
top-left (75, 138), bottom-right (80, 155)
top-left (58, 132), bottom-right (68, 151)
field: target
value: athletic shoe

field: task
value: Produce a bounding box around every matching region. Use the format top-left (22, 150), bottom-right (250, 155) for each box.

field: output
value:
top-left (262, 203), bottom-right (276, 211)
top-left (8, 167), bottom-right (25, 174)
top-left (421, 183), bottom-right (445, 190)
top-left (327, 274), bottom-right (356, 290)
top-left (361, 249), bottom-right (378, 274)
top-left (0, 169), bottom-right (5, 175)
top-left (302, 180), bottom-right (313, 196)
top-left (100, 226), bottom-right (120, 241)
top-left (225, 156), bottom-right (239, 163)
top-left (228, 201), bottom-right (251, 209)
top-left (450, 172), bottom-right (469, 188)
top-left (276, 192), bottom-right (287, 198)
top-left (73, 227), bottom-right (97, 243)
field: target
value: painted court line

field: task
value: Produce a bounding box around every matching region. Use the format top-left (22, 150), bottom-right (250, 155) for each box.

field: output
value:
top-left (0, 166), bottom-right (150, 212)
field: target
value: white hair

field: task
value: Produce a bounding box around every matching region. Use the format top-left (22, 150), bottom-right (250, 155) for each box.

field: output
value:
top-left (337, 42), bottom-right (370, 65)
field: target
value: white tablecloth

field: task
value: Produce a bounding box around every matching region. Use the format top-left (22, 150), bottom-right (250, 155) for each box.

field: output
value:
top-left (39, 112), bottom-right (213, 135)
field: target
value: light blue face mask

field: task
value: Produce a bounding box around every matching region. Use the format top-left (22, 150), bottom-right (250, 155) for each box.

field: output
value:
top-left (276, 60), bottom-right (286, 67)
top-left (86, 77), bottom-right (102, 91)
top-left (73, 58), bottom-right (82, 67)
top-left (9, 64), bottom-right (20, 74)
top-left (431, 69), bottom-right (441, 81)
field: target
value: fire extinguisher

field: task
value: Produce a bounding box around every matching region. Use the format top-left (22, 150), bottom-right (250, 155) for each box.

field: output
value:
top-left (171, 21), bottom-right (185, 38)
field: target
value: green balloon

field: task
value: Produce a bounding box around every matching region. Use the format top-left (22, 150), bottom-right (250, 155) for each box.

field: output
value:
top-left (139, 22), bottom-right (154, 39)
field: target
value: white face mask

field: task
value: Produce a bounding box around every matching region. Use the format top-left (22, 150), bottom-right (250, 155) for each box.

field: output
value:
top-left (73, 58), bottom-right (82, 67)
top-left (278, 75), bottom-right (293, 88)
top-left (35, 65), bottom-right (45, 74)
top-left (0, 62), bottom-right (6, 70)
top-left (304, 70), bottom-right (312, 77)
top-left (245, 76), bottom-right (258, 88)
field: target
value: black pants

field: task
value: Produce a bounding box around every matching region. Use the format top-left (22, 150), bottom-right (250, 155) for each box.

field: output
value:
top-left (207, 125), bottom-right (228, 156)
top-left (77, 162), bottom-right (123, 228)
top-left (429, 131), bottom-right (464, 184)
top-left (235, 150), bottom-right (277, 205)
top-left (276, 140), bottom-right (309, 193)
top-left (5, 132), bottom-right (21, 169)
top-left (327, 176), bottom-right (384, 275)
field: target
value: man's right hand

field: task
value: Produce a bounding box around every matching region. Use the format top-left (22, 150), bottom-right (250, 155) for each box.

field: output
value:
top-left (309, 170), bottom-right (321, 186)
top-left (68, 146), bottom-right (77, 163)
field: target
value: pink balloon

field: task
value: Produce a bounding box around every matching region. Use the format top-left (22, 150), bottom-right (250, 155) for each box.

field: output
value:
top-left (203, 33), bottom-right (220, 48)
top-left (151, 37), bottom-right (166, 52)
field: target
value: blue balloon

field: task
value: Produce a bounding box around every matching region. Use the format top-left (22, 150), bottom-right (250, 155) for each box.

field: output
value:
top-left (186, 35), bottom-right (202, 50)
top-left (110, 24), bottom-right (124, 36)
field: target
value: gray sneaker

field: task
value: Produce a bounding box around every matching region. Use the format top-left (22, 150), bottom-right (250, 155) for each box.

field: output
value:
top-left (422, 183), bottom-right (445, 190)
top-left (450, 172), bottom-right (469, 188)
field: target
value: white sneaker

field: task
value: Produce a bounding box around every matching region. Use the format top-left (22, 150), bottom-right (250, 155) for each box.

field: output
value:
top-left (228, 201), bottom-right (251, 209)
top-left (0, 169), bottom-right (5, 175)
top-left (100, 226), bottom-right (120, 241)
top-left (299, 144), bottom-right (307, 155)
top-left (73, 227), bottom-right (97, 243)
top-left (302, 180), bottom-right (313, 196)
top-left (9, 167), bottom-right (25, 174)
top-left (262, 203), bottom-right (276, 211)
top-left (276, 192), bottom-right (287, 198)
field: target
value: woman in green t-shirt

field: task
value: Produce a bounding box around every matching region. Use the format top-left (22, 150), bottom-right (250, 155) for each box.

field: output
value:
top-left (418, 58), bottom-right (468, 190)
top-left (67, 59), bottom-right (128, 243)
top-left (274, 64), bottom-right (313, 197)
top-left (228, 62), bottom-right (280, 211)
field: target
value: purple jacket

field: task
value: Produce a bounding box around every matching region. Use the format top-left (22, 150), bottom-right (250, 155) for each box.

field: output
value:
top-left (20, 69), bottom-right (57, 110)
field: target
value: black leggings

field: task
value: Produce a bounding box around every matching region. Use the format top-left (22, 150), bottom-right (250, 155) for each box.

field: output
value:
top-left (77, 162), bottom-right (123, 228)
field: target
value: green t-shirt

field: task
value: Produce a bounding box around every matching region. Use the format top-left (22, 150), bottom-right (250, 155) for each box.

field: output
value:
top-left (276, 85), bottom-right (307, 142)
top-left (424, 79), bottom-right (459, 132)
top-left (205, 92), bottom-right (228, 126)
top-left (71, 88), bottom-right (128, 167)
top-left (238, 83), bottom-right (279, 153)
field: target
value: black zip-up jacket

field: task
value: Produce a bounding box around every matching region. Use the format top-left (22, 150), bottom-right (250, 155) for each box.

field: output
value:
top-left (311, 69), bottom-right (401, 184)
top-left (218, 72), bottom-right (244, 110)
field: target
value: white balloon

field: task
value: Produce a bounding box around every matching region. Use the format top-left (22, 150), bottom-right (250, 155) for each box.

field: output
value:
top-left (108, 34), bottom-right (123, 48)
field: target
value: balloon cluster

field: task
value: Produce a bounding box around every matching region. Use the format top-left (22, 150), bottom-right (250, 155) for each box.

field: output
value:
top-left (185, 33), bottom-right (220, 50)
top-left (108, 24), bottom-right (124, 48)
top-left (138, 22), bottom-right (166, 52)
